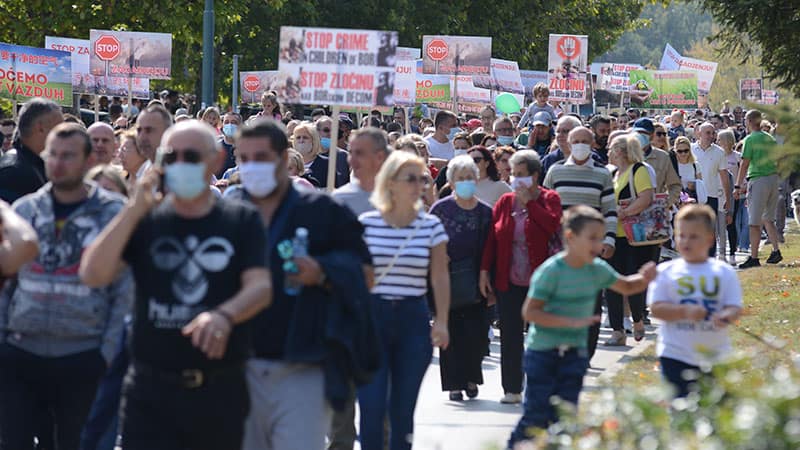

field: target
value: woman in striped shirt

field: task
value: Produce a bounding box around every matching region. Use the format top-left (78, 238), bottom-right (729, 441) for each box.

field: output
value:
top-left (357, 151), bottom-right (451, 450)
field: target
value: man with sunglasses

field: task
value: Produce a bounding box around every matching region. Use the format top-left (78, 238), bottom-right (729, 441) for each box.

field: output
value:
top-left (224, 120), bottom-right (379, 450)
top-left (0, 119), bottom-right (14, 154)
top-left (80, 120), bottom-right (272, 450)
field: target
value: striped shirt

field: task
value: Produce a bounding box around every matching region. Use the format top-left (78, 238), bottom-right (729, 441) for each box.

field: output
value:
top-left (359, 211), bottom-right (449, 298)
top-left (542, 158), bottom-right (618, 246)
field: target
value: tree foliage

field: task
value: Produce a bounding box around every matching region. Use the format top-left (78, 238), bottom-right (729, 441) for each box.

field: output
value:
top-left (694, 0), bottom-right (800, 97)
top-left (598, 1), bottom-right (713, 66)
top-left (0, 0), bottom-right (649, 105)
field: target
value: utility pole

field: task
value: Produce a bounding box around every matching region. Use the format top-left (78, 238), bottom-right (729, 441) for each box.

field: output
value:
top-left (201, 0), bottom-right (214, 108)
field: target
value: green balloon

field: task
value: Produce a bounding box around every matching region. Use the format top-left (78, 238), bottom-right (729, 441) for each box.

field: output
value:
top-left (495, 93), bottom-right (521, 114)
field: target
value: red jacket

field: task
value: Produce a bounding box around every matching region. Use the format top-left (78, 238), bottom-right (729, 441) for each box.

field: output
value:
top-left (480, 188), bottom-right (562, 292)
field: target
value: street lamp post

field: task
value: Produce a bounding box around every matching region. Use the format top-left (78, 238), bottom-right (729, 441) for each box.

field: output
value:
top-left (201, 0), bottom-right (214, 108)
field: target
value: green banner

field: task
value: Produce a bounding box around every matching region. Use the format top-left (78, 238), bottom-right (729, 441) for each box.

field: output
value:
top-left (416, 80), bottom-right (450, 103)
top-left (629, 70), bottom-right (697, 109)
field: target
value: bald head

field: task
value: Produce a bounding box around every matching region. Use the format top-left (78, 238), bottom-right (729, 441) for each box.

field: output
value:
top-left (87, 122), bottom-right (116, 165)
top-left (697, 122), bottom-right (716, 146)
top-left (568, 126), bottom-right (593, 145)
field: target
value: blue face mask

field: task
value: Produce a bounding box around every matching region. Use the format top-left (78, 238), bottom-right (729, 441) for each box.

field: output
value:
top-left (454, 180), bottom-right (477, 199)
top-left (320, 137), bottom-right (331, 150)
top-left (222, 123), bottom-right (238, 137)
top-left (497, 135), bottom-right (515, 146)
top-left (636, 133), bottom-right (650, 149)
top-left (165, 162), bottom-right (208, 199)
top-left (448, 127), bottom-right (461, 141)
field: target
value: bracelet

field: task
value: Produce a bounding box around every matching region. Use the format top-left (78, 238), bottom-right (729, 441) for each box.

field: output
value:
top-left (214, 308), bottom-right (235, 327)
top-left (734, 185), bottom-right (740, 189)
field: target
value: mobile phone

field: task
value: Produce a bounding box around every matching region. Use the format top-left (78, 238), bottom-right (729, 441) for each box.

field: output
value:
top-left (153, 148), bottom-right (166, 194)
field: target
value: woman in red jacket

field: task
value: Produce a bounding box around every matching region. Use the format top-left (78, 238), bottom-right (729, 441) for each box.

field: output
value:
top-left (479, 149), bottom-right (562, 404)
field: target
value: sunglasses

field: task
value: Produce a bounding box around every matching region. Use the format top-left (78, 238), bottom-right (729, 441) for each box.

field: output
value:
top-left (395, 174), bottom-right (431, 187)
top-left (160, 147), bottom-right (204, 165)
top-left (655, 132), bottom-right (666, 137)
top-left (472, 156), bottom-right (484, 163)
top-left (676, 149), bottom-right (690, 154)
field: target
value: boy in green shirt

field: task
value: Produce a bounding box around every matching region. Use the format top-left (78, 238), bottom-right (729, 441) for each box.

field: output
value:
top-left (507, 206), bottom-right (656, 447)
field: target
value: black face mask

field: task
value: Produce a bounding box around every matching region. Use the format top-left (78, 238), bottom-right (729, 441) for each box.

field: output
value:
top-left (596, 135), bottom-right (609, 149)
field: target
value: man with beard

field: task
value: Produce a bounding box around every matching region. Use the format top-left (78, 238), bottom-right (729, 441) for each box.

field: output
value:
top-left (0, 123), bottom-right (132, 449)
top-left (589, 115), bottom-right (611, 164)
top-left (135, 104), bottom-right (173, 168)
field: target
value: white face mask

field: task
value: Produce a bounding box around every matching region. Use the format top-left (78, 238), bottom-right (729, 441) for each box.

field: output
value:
top-left (509, 176), bottom-right (533, 191)
top-left (239, 161), bottom-right (278, 198)
top-left (454, 149), bottom-right (468, 157)
top-left (294, 140), bottom-right (313, 155)
top-left (570, 143), bottom-right (591, 161)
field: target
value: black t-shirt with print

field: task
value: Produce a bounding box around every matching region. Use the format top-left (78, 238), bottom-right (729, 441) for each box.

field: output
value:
top-left (123, 198), bottom-right (267, 370)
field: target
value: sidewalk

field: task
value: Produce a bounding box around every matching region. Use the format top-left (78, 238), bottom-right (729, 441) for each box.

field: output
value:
top-left (408, 324), bottom-right (658, 450)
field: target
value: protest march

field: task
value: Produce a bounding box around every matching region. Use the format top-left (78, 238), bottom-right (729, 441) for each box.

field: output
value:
top-left (0, 5), bottom-right (798, 450)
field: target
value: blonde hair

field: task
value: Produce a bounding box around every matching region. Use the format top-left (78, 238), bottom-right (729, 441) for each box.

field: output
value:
top-left (653, 122), bottom-right (671, 150)
top-left (286, 149), bottom-right (305, 176)
top-left (87, 164), bottom-right (128, 197)
top-left (673, 136), bottom-right (695, 163)
top-left (292, 122), bottom-right (322, 158)
top-left (370, 151), bottom-right (426, 213)
top-left (610, 134), bottom-right (643, 164)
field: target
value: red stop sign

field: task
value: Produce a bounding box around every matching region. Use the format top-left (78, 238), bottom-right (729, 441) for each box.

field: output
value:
top-left (95, 35), bottom-right (121, 62)
top-left (243, 75), bottom-right (261, 93)
top-left (426, 39), bottom-right (449, 62)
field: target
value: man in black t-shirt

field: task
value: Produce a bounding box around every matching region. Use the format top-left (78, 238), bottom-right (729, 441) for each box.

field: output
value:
top-left (80, 120), bottom-right (272, 450)
top-left (224, 120), bottom-right (379, 450)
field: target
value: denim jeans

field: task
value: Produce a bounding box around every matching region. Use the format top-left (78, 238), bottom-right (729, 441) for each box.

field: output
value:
top-left (736, 200), bottom-right (750, 251)
top-left (659, 357), bottom-right (701, 398)
top-left (508, 348), bottom-right (589, 448)
top-left (357, 296), bottom-right (432, 450)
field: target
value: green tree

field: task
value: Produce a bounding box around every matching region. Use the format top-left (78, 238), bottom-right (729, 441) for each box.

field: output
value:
top-left (694, 0), bottom-right (800, 97)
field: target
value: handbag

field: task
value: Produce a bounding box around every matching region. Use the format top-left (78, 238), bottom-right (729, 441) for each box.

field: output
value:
top-left (619, 163), bottom-right (670, 247)
top-left (449, 258), bottom-right (481, 309)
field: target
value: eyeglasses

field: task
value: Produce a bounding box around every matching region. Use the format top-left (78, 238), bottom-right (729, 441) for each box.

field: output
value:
top-left (655, 132), bottom-right (666, 137)
top-left (395, 174), bottom-right (431, 187)
top-left (472, 156), bottom-right (484, 163)
top-left (160, 147), bottom-right (204, 165)
top-left (676, 149), bottom-right (690, 154)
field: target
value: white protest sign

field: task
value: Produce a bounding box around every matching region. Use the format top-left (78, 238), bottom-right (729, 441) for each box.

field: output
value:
top-left (659, 43), bottom-right (717, 94)
top-left (396, 47), bottom-right (420, 61)
top-left (90, 30), bottom-right (172, 79)
top-left (276, 27), bottom-right (399, 106)
top-left (547, 34), bottom-right (589, 102)
top-left (393, 60), bottom-right (416, 105)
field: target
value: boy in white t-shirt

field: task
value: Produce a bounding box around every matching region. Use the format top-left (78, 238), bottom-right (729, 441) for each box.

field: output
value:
top-left (647, 204), bottom-right (742, 397)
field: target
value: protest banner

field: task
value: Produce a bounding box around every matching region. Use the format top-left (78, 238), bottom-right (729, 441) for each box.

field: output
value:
top-left (629, 69), bottom-right (698, 109)
top-left (276, 26), bottom-right (399, 107)
top-left (596, 63), bottom-right (643, 92)
top-left (421, 36), bottom-right (491, 76)
top-left (396, 47), bottom-right (420, 61)
top-left (659, 43), bottom-right (717, 94)
top-left (393, 60), bottom-right (416, 105)
top-left (519, 70), bottom-right (548, 99)
top-left (739, 78), bottom-right (763, 102)
top-left (89, 30), bottom-right (172, 80)
top-left (46, 36), bottom-right (150, 98)
top-left (760, 89), bottom-right (779, 105)
top-left (547, 34), bottom-right (589, 103)
top-left (238, 70), bottom-right (281, 104)
top-left (0, 42), bottom-right (71, 106)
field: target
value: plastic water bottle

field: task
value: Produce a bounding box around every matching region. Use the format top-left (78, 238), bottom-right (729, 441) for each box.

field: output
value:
top-left (284, 227), bottom-right (309, 295)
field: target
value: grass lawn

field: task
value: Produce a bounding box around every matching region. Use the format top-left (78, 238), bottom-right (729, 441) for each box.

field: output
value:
top-left (604, 221), bottom-right (800, 390)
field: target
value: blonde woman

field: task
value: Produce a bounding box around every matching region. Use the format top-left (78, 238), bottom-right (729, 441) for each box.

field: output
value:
top-left (673, 136), bottom-right (706, 205)
top-left (653, 122), bottom-right (671, 151)
top-left (357, 151), bottom-right (450, 450)
top-left (87, 164), bottom-right (129, 197)
top-left (201, 106), bottom-right (221, 133)
top-left (293, 122), bottom-right (338, 188)
top-left (117, 131), bottom-right (148, 188)
top-left (286, 149), bottom-right (317, 190)
top-left (606, 134), bottom-right (654, 346)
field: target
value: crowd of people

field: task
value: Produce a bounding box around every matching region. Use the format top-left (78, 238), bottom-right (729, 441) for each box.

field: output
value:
top-left (0, 79), bottom-right (790, 450)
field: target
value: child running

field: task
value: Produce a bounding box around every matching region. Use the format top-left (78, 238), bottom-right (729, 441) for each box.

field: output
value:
top-left (508, 205), bottom-right (656, 447)
top-left (647, 204), bottom-right (742, 397)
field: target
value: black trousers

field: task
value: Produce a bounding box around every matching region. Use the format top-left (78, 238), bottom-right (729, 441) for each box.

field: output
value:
top-left (497, 285), bottom-right (526, 395)
top-left (439, 301), bottom-right (488, 391)
top-left (119, 363), bottom-right (249, 450)
top-left (707, 197), bottom-right (719, 257)
top-left (587, 291), bottom-right (604, 359)
top-left (607, 238), bottom-right (657, 331)
top-left (0, 344), bottom-right (105, 450)
top-left (727, 199), bottom-right (742, 255)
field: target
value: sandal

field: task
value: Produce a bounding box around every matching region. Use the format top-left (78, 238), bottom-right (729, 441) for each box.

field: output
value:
top-left (605, 330), bottom-right (626, 346)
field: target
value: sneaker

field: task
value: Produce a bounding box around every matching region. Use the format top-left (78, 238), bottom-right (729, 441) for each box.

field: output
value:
top-left (738, 257), bottom-right (761, 269)
top-left (623, 317), bottom-right (633, 334)
top-left (466, 383), bottom-right (479, 399)
top-left (766, 249), bottom-right (783, 264)
top-left (500, 393), bottom-right (522, 404)
top-left (605, 330), bottom-right (627, 346)
top-left (449, 391), bottom-right (464, 401)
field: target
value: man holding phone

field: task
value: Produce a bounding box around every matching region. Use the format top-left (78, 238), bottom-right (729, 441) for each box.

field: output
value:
top-left (80, 120), bottom-right (272, 450)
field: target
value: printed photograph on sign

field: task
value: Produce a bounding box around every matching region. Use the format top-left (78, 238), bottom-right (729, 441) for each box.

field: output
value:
top-left (739, 78), bottom-right (763, 102)
top-left (629, 70), bottom-right (698, 109)
top-left (520, 70), bottom-right (548, 98)
top-left (89, 29), bottom-right (172, 80)
top-left (760, 90), bottom-right (779, 105)
top-left (0, 42), bottom-right (72, 106)
top-left (547, 34), bottom-right (588, 102)
top-left (276, 27), bottom-right (399, 107)
top-left (45, 36), bottom-right (92, 93)
top-left (395, 47), bottom-right (421, 61)
top-left (239, 71), bottom-right (283, 104)
top-left (421, 36), bottom-right (491, 76)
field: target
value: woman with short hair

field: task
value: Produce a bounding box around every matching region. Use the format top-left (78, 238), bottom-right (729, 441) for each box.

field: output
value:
top-left (469, 145), bottom-right (511, 206)
top-left (430, 155), bottom-right (492, 401)
top-left (479, 150), bottom-right (562, 404)
top-left (358, 151), bottom-right (451, 450)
